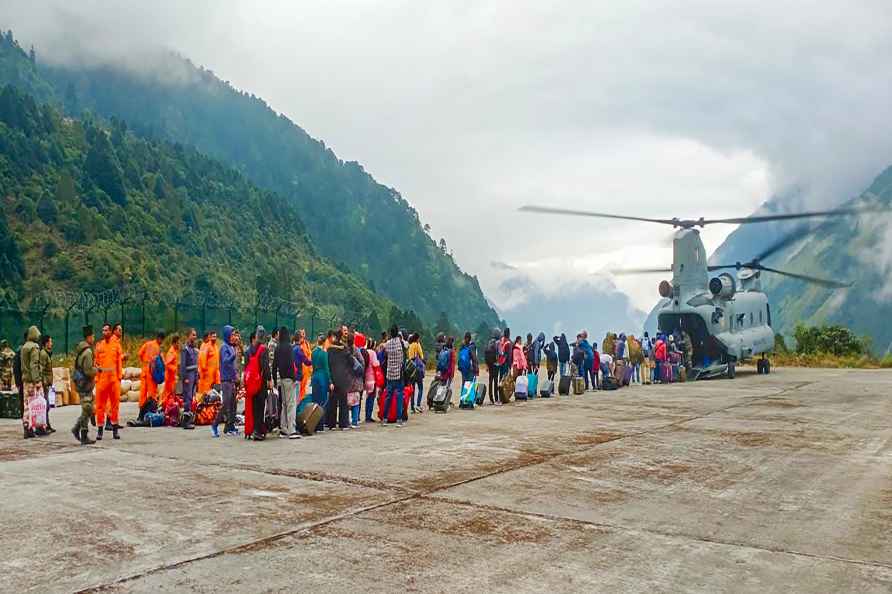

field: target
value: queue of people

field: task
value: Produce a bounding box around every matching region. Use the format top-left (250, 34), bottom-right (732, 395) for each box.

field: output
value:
top-left (5, 320), bottom-right (695, 443)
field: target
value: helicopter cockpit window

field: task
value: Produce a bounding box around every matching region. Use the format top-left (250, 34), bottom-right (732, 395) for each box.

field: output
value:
top-left (736, 313), bottom-right (746, 328)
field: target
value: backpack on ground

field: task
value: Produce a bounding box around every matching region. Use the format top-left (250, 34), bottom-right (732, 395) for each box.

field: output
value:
top-left (515, 374), bottom-right (529, 401)
top-left (151, 354), bottom-right (165, 384)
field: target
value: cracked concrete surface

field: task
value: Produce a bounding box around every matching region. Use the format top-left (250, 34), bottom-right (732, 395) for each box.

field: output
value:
top-left (2, 367), bottom-right (891, 593)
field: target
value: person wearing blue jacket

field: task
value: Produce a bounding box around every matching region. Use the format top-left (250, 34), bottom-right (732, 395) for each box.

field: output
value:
top-left (579, 332), bottom-right (594, 391)
top-left (212, 325), bottom-right (238, 437)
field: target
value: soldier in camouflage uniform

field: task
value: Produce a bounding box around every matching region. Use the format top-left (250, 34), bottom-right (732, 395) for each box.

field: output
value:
top-left (71, 326), bottom-right (98, 445)
top-left (0, 339), bottom-right (14, 390)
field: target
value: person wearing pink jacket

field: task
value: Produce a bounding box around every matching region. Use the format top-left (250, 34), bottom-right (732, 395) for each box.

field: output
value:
top-left (511, 336), bottom-right (528, 377)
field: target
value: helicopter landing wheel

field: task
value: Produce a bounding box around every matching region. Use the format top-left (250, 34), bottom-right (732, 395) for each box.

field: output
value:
top-left (727, 360), bottom-right (736, 379)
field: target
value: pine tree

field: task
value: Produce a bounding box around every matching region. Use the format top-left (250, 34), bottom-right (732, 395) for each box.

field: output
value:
top-left (36, 191), bottom-right (57, 224)
top-left (84, 127), bottom-right (126, 205)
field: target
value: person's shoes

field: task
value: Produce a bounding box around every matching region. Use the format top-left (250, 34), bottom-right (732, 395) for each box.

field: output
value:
top-left (96, 426), bottom-right (104, 441)
top-left (47, 426), bottom-right (56, 434)
top-left (112, 426), bottom-right (120, 440)
top-left (104, 419), bottom-right (113, 431)
top-left (23, 426), bottom-right (34, 439)
top-left (225, 429), bottom-right (240, 437)
top-left (351, 423), bottom-right (359, 429)
top-left (80, 429), bottom-right (95, 445)
top-left (396, 422), bottom-right (403, 428)
top-left (252, 432), bottom-right (265, 441)
top-left (288, 433), bottom-right (301, 439)
top-left (211, 425), bottom-right (221, 438)
top-left (72, 426), bottom-right (80, 443)
top-left (279, 432), bottom-right (290, 438)
top-left (381, 420), bottom-right (389, 426)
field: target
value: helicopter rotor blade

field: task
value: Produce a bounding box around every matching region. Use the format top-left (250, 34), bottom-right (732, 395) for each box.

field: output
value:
top-left (707, 265), bottom-right (738, 271)
top-left (702, 205), bottom-right (876, 226)
top-left (752, 264), bottom-right (852, 289)
top-left (752, 225), bottom-right (814, 262)
top-left (609, 267), bottom-right (673, 275)
top-left (519, 206), bottom-right (678, 226)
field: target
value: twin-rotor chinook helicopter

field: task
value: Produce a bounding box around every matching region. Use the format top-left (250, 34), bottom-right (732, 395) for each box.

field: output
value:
top-left (520, 205), bottom-right (859, 380)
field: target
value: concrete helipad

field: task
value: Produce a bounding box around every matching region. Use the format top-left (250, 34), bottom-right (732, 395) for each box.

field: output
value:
top-left (2, 368), bottom-right (892, 593)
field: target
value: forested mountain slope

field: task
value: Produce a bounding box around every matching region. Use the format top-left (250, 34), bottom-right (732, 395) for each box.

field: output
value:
top-left (0, 31), bottom-right (499, 329)
top-left (710, 166), bottom-right (892, 353)
top-left (0, 83), bottom-right (392, 327)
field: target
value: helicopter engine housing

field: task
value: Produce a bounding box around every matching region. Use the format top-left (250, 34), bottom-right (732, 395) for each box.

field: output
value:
top-left (709, 273), bottom-right (736, 300)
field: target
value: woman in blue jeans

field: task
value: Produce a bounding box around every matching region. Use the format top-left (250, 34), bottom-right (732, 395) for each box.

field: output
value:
top-left (310, 335), bottom-right (330, 431)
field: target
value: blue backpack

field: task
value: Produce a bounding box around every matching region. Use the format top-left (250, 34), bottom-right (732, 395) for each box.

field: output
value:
top-left (151, 354), bottom-right (165, 385)
top-left (436, 348), bottom-right (451, 373)
top-left (458, 345), bottom-right (472, 374)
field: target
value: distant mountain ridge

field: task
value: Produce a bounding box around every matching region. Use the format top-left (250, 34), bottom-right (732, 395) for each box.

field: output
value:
top-left (0, 30), bottom-right (499, 329)
top-left (710, 165), bottom-right (892, 353)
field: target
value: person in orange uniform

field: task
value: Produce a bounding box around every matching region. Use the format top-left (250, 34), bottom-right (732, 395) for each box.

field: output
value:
top-left (198, 331), bottom-right (220, 396)
top-left (161, 334), bottom-right (180, 403)
top-left (136, 330), bottom-right (165, 420)
top-left (94, 323), bottom-right (123, 440)
top-left (297, 328), bottom-right (313, 402)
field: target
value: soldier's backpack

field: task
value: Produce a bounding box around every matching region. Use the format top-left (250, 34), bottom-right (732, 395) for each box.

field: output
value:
top-left (73, 344), bottom-right (93, 394)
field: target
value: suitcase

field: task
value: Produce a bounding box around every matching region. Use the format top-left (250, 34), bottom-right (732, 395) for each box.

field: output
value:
top-left (614, 362), bottom-right (626, 386)
top-left (623, 365), bottom-right (633, 387)
top-left (526, 373), bottom-right (538, 399)
top-left (475, 383), bottom-right (486, 405)
top-left (427, 379), bottom-right (439, 409)
top-left (572, 377), bottom-right (585, 395)
top-left (539, 379), bottom-right (554, 398)
top-left (558, 376), bottom-right (571, 395)
top-left (661, 362), bottom-right (673, 383)
top-left (602, 375), bottom-right (619, 390)
top-left (297, 402), bottom-right (323, 434)
top-left (459, 379), bottom-right (477, 409)
top-left (500, 374), bottom-right (515, 403)
top-left (432, 383), bottom-right (452, 412)
top-left (515, 374), bottom-right (528, 401)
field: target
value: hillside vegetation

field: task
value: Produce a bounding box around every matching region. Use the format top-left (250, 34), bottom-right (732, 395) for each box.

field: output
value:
top-left (0, 31), bottom-right (499, 330)
top-left (0, 83), bottom-right (392, 328)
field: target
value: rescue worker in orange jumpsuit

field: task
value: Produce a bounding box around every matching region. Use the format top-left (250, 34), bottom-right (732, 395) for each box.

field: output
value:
top-left (94, 323), bottom-right (123, 440)
top-left (136, 330), bottom-right (165, 420)
top-left (161, 334), bottom-right (180, 403)
top-left (297, 328), bottom-right (313, 402)
top-left (198, 330), bottom-right (220, 396)
top-left (98, 322), bottom-right (127, 431)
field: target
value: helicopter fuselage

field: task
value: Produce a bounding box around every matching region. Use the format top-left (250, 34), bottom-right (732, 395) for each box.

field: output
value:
top-left (654, 229), bottom-right (774, 377)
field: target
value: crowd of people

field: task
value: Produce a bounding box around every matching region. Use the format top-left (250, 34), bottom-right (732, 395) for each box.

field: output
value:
top-left (2, 320), bottom-right (696, 444)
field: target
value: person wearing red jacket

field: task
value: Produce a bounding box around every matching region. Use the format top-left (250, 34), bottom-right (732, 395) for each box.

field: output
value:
top-left (653, 335), bottom-right (668, 383)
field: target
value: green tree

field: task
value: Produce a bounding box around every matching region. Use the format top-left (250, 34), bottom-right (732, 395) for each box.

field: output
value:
top-left (434, 311), bottom-right (453, 338)
top-left (0, 211), bottom-right (24, 283)
top-left (84, 126), bottom-right (126, 205)
top-left (36, 192), bottom-right (57, 224)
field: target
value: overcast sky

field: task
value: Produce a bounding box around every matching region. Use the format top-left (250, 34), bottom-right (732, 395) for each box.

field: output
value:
top-left (6, 0), bottom-right (892, 312)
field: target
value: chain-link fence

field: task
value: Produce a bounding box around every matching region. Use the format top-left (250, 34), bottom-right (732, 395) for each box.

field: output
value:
top-left (0, 286), bottom-right (374, 355)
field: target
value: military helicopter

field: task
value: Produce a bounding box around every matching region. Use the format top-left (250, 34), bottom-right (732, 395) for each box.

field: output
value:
top-left (519, 205), bottom-right (859, 379)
